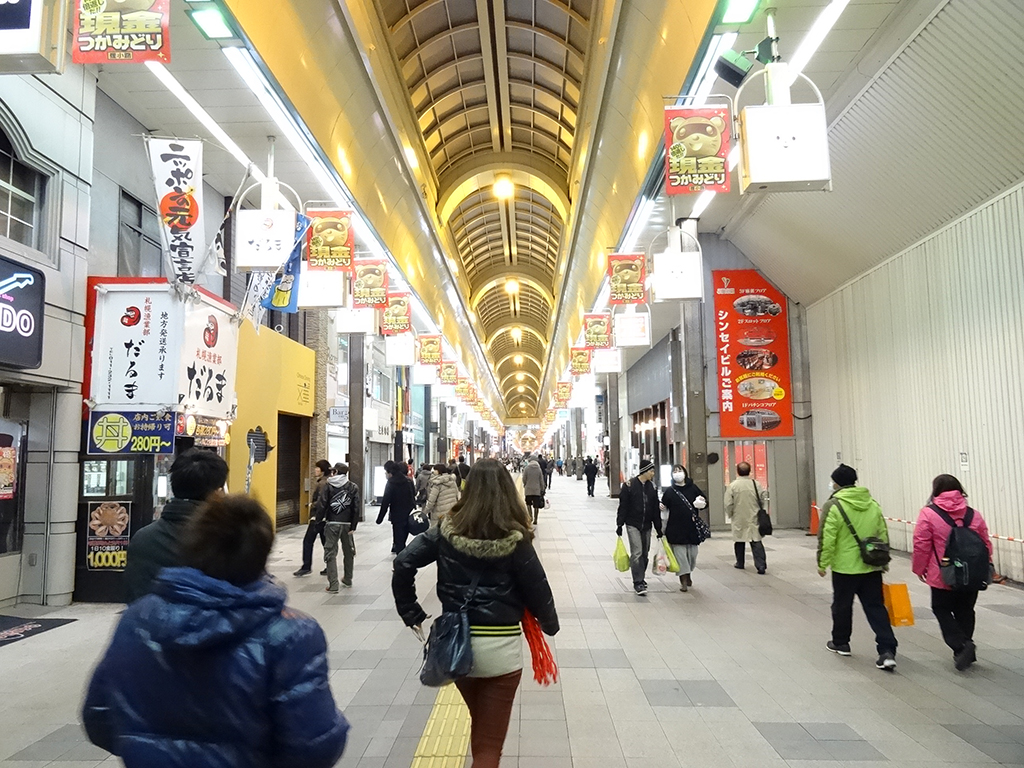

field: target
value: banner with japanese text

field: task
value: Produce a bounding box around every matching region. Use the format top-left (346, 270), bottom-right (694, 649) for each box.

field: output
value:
top-left (608, 253), bottom-right (646, 305)
top-left (382, 292), bottom-right (411, 335)
top-left (582, 312), bottom-right (612, 348)
top-left (439, 362), bottom-right (458, 385)
top-left (555, 381), bottom-right (572, 407)
top-left (74, 0), bottom-right (170, 65)
top-left (352, 257), bottom-right (388, 307)
top-left (664, 106), bottom-right (730, 195)
top-left (570, 347), bottom-right (591, 375)
top-left (177, 297), bottom-right (239, 421)
top-left (455, 377), bottom-right (470, 399)
top-left (712, 270), bottom-right (793, 438)
top-left (147, 139), bottom-right (205, 284)
top-left (419, 335), bottom-right (442, 365)
top-left (306, 210), bottom-right (354, 270)
top-left (261, 214), bottom-right (312, 314)
top-left (86, 501), bottom-right (130, 571)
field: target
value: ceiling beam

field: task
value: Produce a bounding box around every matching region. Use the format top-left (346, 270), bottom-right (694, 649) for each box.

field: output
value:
top-left (475, 0), bottom-right (503, 152)
top-left (471, 274), bottom-right (555, 311)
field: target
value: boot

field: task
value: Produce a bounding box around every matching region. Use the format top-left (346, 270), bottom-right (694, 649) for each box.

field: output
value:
top-left (734, 541), bottom-right (745, 569)
top-left (678, 574), bottom-right (688, 592)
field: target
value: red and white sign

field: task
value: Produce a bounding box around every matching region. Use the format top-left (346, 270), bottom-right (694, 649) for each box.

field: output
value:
top-left (608, 254), bottom-right (646, 305)
top-left (306, 210), bottom-right (354, 271)
top-left (352, 257), bottom-right (388, 307)
top-left (712, 270), bottom-right (793, 438)
top-left (381, 292), bottom-right (411, 335)
top-left (664, 106), bottom-right (730, 195)
top-left (582, 313), bottom-right (612, 349)
top-left (73, 0), bottom-right (171, 65)
top-left (570, 347), bottom-right (591, 376)
top-left (147, 139), bottom-right (205, 283)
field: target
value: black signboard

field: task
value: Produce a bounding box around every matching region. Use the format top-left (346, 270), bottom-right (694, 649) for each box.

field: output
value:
top-left (0, 0), bottom-right (32, 32)
top-left (0, 255), bottom-right (45, 369)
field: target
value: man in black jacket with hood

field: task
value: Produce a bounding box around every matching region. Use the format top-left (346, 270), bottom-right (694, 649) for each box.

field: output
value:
top-left (616, 459), bottom-right (663, 596)
top-left (377, 461), bottom-right (416, 555)
top-left (318, 462), bottom-right (360, 591)
top-left (123, 449), bottom-right (228, 602)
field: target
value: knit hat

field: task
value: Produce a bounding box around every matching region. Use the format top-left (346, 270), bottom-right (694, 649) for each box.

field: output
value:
top-left (831, 463), bottom-right (857, 488)
top-left (638, 459), bottom-right (655, 476)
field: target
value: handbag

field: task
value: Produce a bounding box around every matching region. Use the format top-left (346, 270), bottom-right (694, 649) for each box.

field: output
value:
top-left (419, 574), bottom-right (481, 687)
top-left (672, 487), bottom-right (711, 543)
top-left (613, 536), bottom-right (630, 572)
top-left (881, 582), bottom-right (915, 627)
top-left (832, 499), bottom-right (891, 567)
top-left (754, 479), bottom-right (773, 537)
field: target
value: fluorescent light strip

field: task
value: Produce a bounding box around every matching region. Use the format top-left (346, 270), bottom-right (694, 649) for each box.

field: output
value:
top-left (620, 195), bottom-right (656, 253)
top-left (690, 33), bottom-right (738, 107)
top-left (786, 0), bottom-right (852, 85)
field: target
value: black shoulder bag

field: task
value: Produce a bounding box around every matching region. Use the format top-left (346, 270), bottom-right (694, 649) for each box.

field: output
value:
top-left (420, 573), bottom-right (481, 687)
top-left (754, 480), bottom-right (773, 537)
top-left (832, 499), bottom-right (891, 567)
top-left (672, 488), bottom-right (711, 543)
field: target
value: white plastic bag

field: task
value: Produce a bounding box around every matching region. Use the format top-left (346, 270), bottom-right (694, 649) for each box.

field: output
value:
top-left (651, 546), bottom-right (669, 576)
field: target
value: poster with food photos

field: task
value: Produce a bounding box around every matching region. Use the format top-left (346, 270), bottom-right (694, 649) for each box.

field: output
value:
top-left (306, 210), bottom-right (354, 271)
top-left (712, 270), bottom-right (793, 438)
top-left (664, 106), bottom-right (731, 195)
top-left (352, 258), bottom-right (389, 306)
top-left (607, 254), bottom-right (646, 305)
top-left (583, 313), bottom-right (612, 348)
top-left (86, 501), bottom-right (131, 571)
top-left (381, 292), bottom-right (411, 335)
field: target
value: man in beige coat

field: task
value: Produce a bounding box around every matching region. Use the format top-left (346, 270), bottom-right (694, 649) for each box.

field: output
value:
top-left (724, 462), bottom-right (769, 574)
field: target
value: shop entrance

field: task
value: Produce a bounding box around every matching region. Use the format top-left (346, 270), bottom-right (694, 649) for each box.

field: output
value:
top-left (709, 439), bottom-right (801, 530)
top-left (275, 415), bottom-right (302, 528)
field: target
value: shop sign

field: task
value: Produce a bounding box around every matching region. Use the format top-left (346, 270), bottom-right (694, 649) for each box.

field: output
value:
top-left (570, 347), bottom-right (591, 376)
top-left (455, 377), bottom-right (470, 399)
top-left (592, 347), bottom-right (622, 373)
top-left (664, 106), bottom-right (730, 195)
top-left (335, 306), bottom-right (376, 334)
top-left (608, 253), bottom-right (646, 305)
top-left (297, 260), bottom-right (346, 308)
top-left (73, 0), bottom-right (170, 65)
top-left (381, 291), bottom-right (411, 335)
top-left (582, 312), bottom-right (612, 349)
top-left (91, 285), bottom-right (183, 409)
top-left (613, 312), bottom-right (651, 348)
top-left (439, 361), bottom-right (458, 384)
top-left (352, 257), bottom-right (388, 307)
top-left (306, 210), bottom-right (354, 270)
top-left (86, 501), bottom-right (130, 571)
top-left (712, 270), bottom-right (794, 438)
top-left (0, 255), bottom-right (45, 370)
top-left (419, 335), bottom-right (442, 365)
top-left (555, 381), bottom-right (572, 407)
top-left (384, 333), bottom-right (416, 367)
top-left (652, 240), bottom-right (703, 301)
top-left (0, 445), bottom-right (16, 500)
top-left (329, 406), bottom-right (348, 424)
top-left (260, 214), bottom-right (311, 314)
top-left (234, 210), bottom-right (296, 271)
top-left (146, 139), bottom-right (205, 283)
top-left (177, 298), bottom-right (238, 421)
top-left (175, 413), bottom-right (229, 447)
top-left (87, 410), bottom-right (174, 455)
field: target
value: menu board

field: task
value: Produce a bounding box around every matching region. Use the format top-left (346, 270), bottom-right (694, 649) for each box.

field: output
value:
top-left (712, 270), bottom-right (793, 438)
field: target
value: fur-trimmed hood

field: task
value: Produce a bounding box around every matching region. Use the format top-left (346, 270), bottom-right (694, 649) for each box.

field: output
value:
top-left (440, 517), bottom-right (523, 559)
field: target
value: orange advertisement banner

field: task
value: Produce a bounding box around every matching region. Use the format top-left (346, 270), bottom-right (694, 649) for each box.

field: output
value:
top-left (381, 292), bottom-right (411, 335)
top-left (664, 106), bottom-right (731, 195)
top-left (73, 0), bottom-right (171, 64)
top-left (352, 257), bottom-right (388, 307)
top-left (419, 335), bottom-right (441, 365)
top-left (307, 210), bottom-right (354, 271)
top-left (712, 270), bottom-right (793, 438)
top-left (439, 362), bottom-right (458, 385)
top-left (555, 381), bottom-right (572, 406)
top-left (455, 377), bottom-right (469, 398)
top-left (582, 313), bottom-right (612, 349)
top-left (570, 347), bottom-right (591, 375)
top-left (608, 253), bottom-right (646, 305)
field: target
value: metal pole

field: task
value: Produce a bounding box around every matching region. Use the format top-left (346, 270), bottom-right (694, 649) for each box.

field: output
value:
top-left (607, 373), bottom-right (621, 497)
top-left (348, 333), bottom-right (365, 518)
top-left (670, 326), bottom-right (685, 465)
top-left (681, 300), bottom-right (709, 522)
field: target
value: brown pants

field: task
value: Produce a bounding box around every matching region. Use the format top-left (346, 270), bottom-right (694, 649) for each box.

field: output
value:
top-left (455, 670), bottom-right (522, 767)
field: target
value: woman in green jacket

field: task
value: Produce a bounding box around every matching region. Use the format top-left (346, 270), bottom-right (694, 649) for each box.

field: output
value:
top-left (817, 464), bottom-right (898, 671)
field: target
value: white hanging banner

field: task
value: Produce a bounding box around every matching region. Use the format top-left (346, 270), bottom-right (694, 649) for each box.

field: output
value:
top-left (384, 334), bottom-right (416, 367)
top-left (233, 209), bottom-right (297, 271)
top-left (334, 306), bottom-right (376, 335)
top-left (614, 312), bottom-right (652, 348)
top-left (146, 139), bottom-right (206, 284)
top-left (411, 363), bottom-right (438, 386)
top-left (176, 296), bottom-right (239, 421)
top-left (298, 261), bottom-right (347, 308)
top-left (653, 230), bottom-right (703, 301)
top-left (592, 347), bottom-right (623, 373)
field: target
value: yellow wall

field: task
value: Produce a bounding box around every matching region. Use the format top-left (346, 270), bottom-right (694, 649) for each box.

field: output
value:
top-left (227, 320), bottom-right (315, 526)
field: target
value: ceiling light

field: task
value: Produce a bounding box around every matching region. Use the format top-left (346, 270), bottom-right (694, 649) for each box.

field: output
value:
top-left (520, 403), bottom-right (528, 410)
top-left (722, 0), bottom-right (760, 25)
top-left (514, 354), bottom-right (524, 365)
top-left (510, 326), bottom-right (522, 343)
top-left (517, 385), bottom-right (526, 393)
top-left (515, 373), bottom-right (525, 382)
top-left (493, 175), bottom-right (515, 200)
top-left (786, 0), bottom-right (852, 85)
top-left (504, 279), bottom-right (520, 294)
top-left (188, 7), bottom-right (237, 39)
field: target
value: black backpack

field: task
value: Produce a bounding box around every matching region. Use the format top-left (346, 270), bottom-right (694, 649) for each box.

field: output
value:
top-left (930, 505), bottom-right (990, 591)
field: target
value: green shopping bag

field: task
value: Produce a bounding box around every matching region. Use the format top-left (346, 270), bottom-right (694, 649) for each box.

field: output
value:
top-left (662, 539), bottom-right (680, 573)
top-left (613, 537), bottom-right (630, 572)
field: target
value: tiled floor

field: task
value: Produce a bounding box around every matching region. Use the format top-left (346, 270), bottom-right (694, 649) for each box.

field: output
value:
top-left (2, 474), bottom-right (1024, 767)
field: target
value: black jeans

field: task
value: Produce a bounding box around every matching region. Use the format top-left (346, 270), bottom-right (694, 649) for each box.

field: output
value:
top-left (301, 519), bottom-right (325, 570)
top-left (734, 541), bottom-right (767, 571)
top-left (831, 571), bottom-right (897, 654)
top-left (931, 587), bottom-right (979, 652)
top-left (586, 478), bottom-right (595, 496)
top-left (391, 515), bottom-right (409, 554)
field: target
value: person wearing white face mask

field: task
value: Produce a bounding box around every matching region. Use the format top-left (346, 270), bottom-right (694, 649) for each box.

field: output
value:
top-left (661, 464), bottom-right (710, 591)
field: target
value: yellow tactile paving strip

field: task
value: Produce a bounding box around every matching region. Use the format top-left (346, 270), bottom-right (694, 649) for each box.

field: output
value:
top-left (410, 683), bottom-right (471, 768)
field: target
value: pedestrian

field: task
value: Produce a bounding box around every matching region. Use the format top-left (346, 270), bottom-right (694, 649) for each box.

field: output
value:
top-left (392, 458), bottom-right (559, 768)
top-left (817, 464), bottom-right (898, 671)
top-left (424, 463), bottom-right (460, 524)
top-left (415, 462), bottom-right (431, 507)
top-left (295, 459), bottom-right (332, 577)
top-left (583, 457), bottom-right (599, 497)
top-left (912, 474), bottom-right (993, 670)
top-left (123, 449), bottom-right (228, 602)
top-left (616, 459), bottom-right (663, 596)
top-left (318, 462), bottom-right (360, 592)
top-left (83, 493), bottom-right (350, 767)
top-left (724, 462), bottom-right (769, 574)
top-left (556, 457), bottom-right (563, 476)
top-left (543, 456), bottom-right (554, 489)
top-left (377, 461), bottom-right (417, 554)
top-left (457, 455), bottom-right (472, 488)
top-left (522, 454), bottom-right (545, 524)
top-left (661, 464), bottom-right (708, 592)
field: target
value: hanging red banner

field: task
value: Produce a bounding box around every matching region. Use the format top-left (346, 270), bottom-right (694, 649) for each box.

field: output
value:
top-left (381, 292), bottom-right (411, 335)
top-left (570, 347), bottom-right (591, 376)
top-left (439, 362), bottom-right (458, 385)
top-left (455, 377), bottom-right (470, 398)
top-left (664, 106), bottom-right (730, 195)
top-left (352, 258), bottom-right (388, 307)
top-left (419, 335), bottom-right (441, 365)
top-left (73, 0), bottom-right (171, 64)
top-left (608, 254), bottom-right (646, 305)
top-left (555, 381), bottom-right (572, 407)
top-left (712, 270), bottom-right (794, 438)
top-left (582, 313), bottom-right (613, 349)
top-left (307, 210), bottom-right (354, 271)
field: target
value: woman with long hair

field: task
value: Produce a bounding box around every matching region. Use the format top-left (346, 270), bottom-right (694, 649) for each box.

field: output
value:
top-left (392, 459), bottom-right (559, 767)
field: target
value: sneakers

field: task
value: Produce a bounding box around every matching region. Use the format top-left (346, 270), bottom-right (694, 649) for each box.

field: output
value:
top-left (325, 586), bottom-right (339, 594)
top-left (320, 568), bottom-right (328, 576)
top-left (756, 568), bottom-right (766, 575)
top-left (734, 563), bottom-right (744, 570)
top-left (827, 641), bottom-right (852, 656)
top-left (954, 641), bottom-right (977, 671)
top-left (634, 584), bottom-right (648, 596)
top-left (293, 568), bottom-right (312, 577)
top-left (341, 580), bottom-right (353, 589)
top-left (876, 652), bottom-right (897, 672)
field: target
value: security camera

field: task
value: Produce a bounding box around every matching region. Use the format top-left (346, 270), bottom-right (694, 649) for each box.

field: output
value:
top-left (714, 49), bottom-right (754, 88)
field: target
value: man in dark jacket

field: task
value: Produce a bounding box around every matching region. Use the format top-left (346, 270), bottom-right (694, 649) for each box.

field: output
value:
top-left (584, 457), bottom-right (599, 497)
top-left (415, 462), bottom-right (431, 507)
top-left (123, 449), bottom-right (228, 603)
top-left (84, 493), bottom-right (349, 767)
top-left (456, 455), bottom-right (472, 488)
top-left (376, 461), bottom-right (416, 555)
top-left (295, 459), bottom-right (332, 577)
top-left (616, 459), bottom-right (663, 595)
top-left (317, 463), bottom-right (360, 592)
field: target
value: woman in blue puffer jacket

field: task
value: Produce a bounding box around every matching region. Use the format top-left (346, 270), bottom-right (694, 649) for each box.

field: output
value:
top-left (82, 494), bottom-right (349, 768)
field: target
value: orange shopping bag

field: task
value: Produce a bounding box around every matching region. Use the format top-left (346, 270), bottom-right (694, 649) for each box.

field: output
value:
top-left (882, 582), bottom-right (915, 627)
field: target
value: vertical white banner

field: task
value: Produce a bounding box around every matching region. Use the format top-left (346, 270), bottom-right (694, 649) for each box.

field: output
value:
top-left (147, 139), bottom-right (206, 284)
top-left (176, 297), bottom-right (239, 420)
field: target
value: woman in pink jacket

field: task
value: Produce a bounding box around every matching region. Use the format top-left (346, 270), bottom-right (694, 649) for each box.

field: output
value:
top-left (911, 475), bottom-right (992, 670)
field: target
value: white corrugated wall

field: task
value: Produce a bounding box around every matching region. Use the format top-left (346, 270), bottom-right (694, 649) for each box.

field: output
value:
top-left (808, 181), bottom-right (1024, 581)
